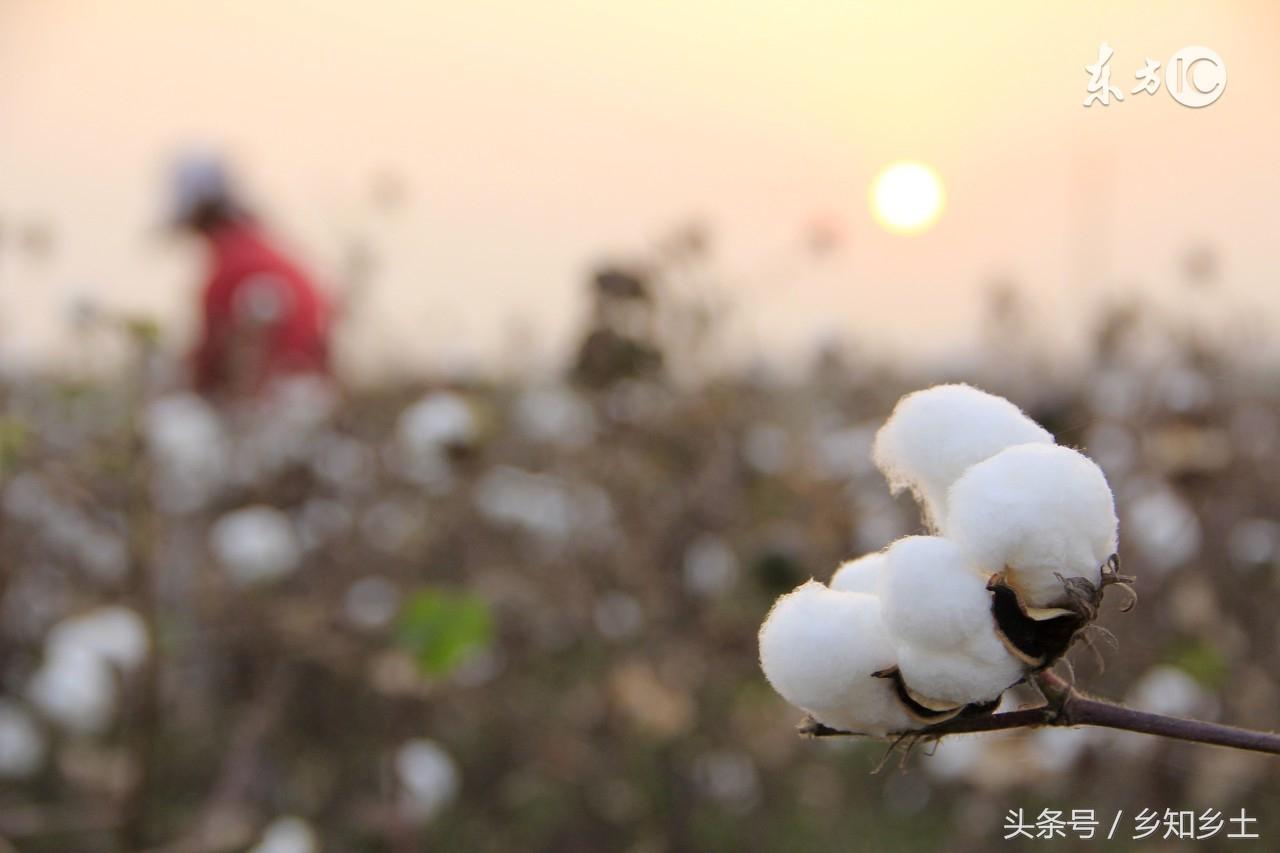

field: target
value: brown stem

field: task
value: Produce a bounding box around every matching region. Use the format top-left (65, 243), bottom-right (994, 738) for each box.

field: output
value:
top-left (803, 670), bottom-right (1280, 756)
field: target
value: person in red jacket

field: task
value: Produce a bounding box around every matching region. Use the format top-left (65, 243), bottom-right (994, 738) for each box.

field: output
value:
top-left (171, 154), bottom-right (332, 397)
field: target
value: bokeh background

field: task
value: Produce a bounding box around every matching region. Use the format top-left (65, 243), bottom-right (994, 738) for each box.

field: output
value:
top-left (2, 2), bottom-right (1279, 851)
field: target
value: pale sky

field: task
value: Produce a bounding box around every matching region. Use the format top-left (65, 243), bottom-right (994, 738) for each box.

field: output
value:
top-left (2, 1), bottom-right (1278, 376)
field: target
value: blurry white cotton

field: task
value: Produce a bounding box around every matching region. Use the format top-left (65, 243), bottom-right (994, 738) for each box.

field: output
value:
top-left (872, 384), bottom-right (1052, 526)
top-left (344, 576), bottom-right (400, 631)
top-left (210, 506), bottom-right (301, 586)
top-left (758, 582), bottom-right (915, 736)
top-left (1126, 665), bottom-right (1215, 719)
top-left (742, 424), bottom-right (789, 475)
top-left (145, 393), bottom-right (228, 512)
top-left (47, 606), bottom-right (148, 672)
top-left (0, 701), bottom-right (45, 778)
top-left (27, 646), bottom-right (118, 733)
top-left (514, 385), bottom-right (596, 448)
top-left (593, 591), bottom-right (644, 641)
top-left (1124, 483), bottom-right (1201, 574)
top-left (1228, 518), bottom-right (1280, 568)
top-left (474, 467), bottom-right (613, 543)
top-left (398, 391), bottom-right (477, 453)
top-left (682, 533), bottom-right (739, 597)
top-left (946, 444), bottom-right (1117, 607)
top-left (395, 739), bottom-right (460, 823)
top-left (249, 816), bottom-right (318, 853)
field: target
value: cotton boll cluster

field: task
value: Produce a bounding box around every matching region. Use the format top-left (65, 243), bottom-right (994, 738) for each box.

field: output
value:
top-left (872, 384), bottom-right (1053, 527)
top-left (27, 606), bottom-right (147, 733)
top-left (210, 506), bottom-right (302, 587)
top-left (395, 739), bottom-right (460, 823)
top-left (760, 384), bottom-right (1122, 735)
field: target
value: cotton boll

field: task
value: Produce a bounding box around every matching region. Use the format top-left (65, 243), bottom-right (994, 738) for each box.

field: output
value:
top-left (210, 506), bottom-right (302, 587)
top-left (758, 582), bottom-right (916, 735)
top-left (895, 629), bottom-right (1025, 707)
top-left (872, 384), bottom-right (1053, 525)
top-left (880, 537), bottom-right (994, 650)
top-left (829, 552), bottom-right (886, 594)
top-left (946, 444), bottom-right (1117, 607)
top-left (395, 739), bottom-right (460, 823)
top-left (250, 816), bottom-right (318, 853)
top-left (46, 606), bottom-right (148, 672)
top-left (0, 701), bottom-right (45, 778)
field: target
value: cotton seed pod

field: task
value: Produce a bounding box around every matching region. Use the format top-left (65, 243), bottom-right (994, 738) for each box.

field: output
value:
top-left (758, 582), bottom-right (917, 736)
top-left (872, 384), bottom-right (1053, 527)
top-left (944, 443), bottom-right (1118, 608)
top-left (829, 552), bottom-right (886, 594)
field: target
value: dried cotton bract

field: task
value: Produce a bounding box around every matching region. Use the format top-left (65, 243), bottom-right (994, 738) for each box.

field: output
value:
top-left (759, 384), bottom-right (1123, 737)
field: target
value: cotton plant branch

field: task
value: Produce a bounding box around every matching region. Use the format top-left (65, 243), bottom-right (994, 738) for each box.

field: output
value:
top-left (800, 670), bottom-right (1280, 757)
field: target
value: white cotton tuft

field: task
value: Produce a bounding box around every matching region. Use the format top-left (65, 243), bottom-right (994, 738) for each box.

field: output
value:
top-left (879, 537), bottom-right (995, 651)
top-left (249, 816), bottom-right (318, 853)
top-left (395, 739), bottom-right (461, 823)
top-left (872, 384), bottom-right (1053, 525)
top-left (46, 606), bottom-right (148, 672)
top-left (27, 647), bottom-right (118, 733)
top-left (829, 552), bottom-right (886, 594)
top-left (398, 391), bottom-right (478, 453)
top-left (878, 537), bottom-right (1025, 706)
top-left (896, 629), bottom-right (1025, 706)
top-left (210, 506), bottom-right (302, 587)
top-left (0, 701), bottom-right (45, 778)
top-left (945, 443), bottom-right (1118, 607)
top-left (758, 581), bottom-right (916, 735)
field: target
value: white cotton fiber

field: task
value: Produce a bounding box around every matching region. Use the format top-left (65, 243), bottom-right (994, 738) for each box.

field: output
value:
top-left (896, 629), bottom-right (1026, 706)
top-left (878, 536), bottom-right (1026, 706)
top-left (758, 581), bottom-right (916, 735)
top-left (879, 536), bottom-right (996, 651)
top-left (872, 384), bottom-right (1053, 526)
top-left (829, 552), bottom-right (886, 594)
top-left (945, 443), bottom-right (1118, 607)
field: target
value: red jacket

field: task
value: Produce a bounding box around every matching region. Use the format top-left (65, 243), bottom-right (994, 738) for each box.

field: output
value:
top-left (191, 220), bottom-right (331, 395)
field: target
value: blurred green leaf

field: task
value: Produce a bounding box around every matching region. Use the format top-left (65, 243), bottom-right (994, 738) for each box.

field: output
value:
top-left (395, 587), bottom-right (494, 677)
top-left (1166, 639), bottom-right (1228, 689)
top-left (0, 416), bottom-right (30, 475)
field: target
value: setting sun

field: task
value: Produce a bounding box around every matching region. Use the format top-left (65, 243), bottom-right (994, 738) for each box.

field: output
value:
top-left (871, 161), bottom-right (946, 235)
